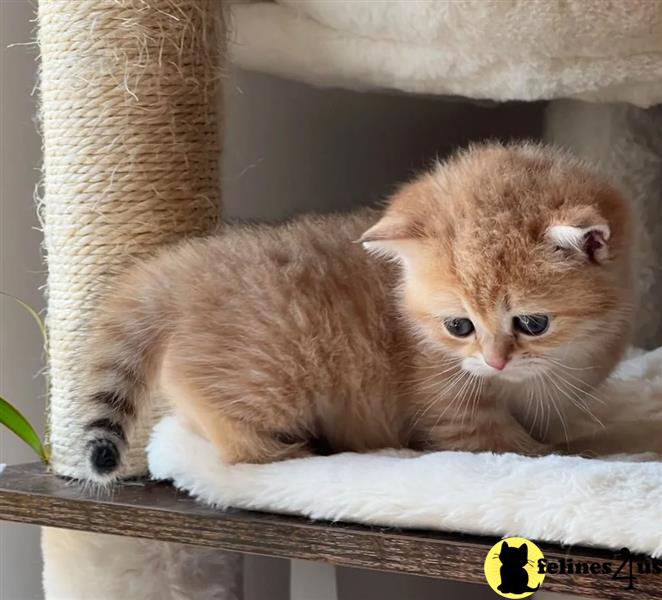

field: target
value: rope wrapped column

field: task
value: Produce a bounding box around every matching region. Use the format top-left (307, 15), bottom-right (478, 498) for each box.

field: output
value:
top-left (38, 1), bottom-right (240, 597)
top-left (39, 0), bottom-right (221, 477)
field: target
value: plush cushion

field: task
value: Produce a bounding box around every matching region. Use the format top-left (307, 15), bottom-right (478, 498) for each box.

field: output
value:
top-left (228, 0), bottom-right (662, 107)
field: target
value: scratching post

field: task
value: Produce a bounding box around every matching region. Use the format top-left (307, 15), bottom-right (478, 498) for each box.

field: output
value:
top-left (38, 1), bottom-right (240, 597)
top-left (40, 0), bottom-right (221, 477)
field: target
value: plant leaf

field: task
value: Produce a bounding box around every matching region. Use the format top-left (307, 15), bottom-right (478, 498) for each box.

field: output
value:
top-left (0, 291), bottom-right (47, 346)
top-left (0, 291), bottom-right (50, 459)
top-left (0, 395), bottom-right (46, 461)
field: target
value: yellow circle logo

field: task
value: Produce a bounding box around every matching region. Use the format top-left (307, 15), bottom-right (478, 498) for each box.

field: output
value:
top-left (484, 537), bottom-right (546, 598)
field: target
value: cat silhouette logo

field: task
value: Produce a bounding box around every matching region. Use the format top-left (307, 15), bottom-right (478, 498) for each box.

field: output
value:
top-left (484, 537), bottom-right (546, 598)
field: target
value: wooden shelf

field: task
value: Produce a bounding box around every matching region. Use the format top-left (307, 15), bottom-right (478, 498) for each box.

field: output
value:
top-left (0, 463), bottom-right (659, 599)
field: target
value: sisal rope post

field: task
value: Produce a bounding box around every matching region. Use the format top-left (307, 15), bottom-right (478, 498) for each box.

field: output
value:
top-left (38, 2), bottom-right (241, 598)
top-left (39, 0), bottom-right (222, 477)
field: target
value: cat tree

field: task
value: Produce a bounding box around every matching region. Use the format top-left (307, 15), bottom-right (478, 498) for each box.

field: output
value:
top-left (15, 1), bottom-right (662, 599)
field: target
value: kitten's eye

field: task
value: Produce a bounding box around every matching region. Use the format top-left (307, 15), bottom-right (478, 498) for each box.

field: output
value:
top-left (513, 314), bottom-right (549, 336)
top-left (443, 318), bottom-right (475, 337)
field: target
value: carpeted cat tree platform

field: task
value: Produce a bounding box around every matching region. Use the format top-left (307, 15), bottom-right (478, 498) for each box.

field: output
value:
top-left (36, 1), bottom-right (662, 599)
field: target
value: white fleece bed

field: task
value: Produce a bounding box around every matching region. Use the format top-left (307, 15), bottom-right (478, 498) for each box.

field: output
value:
top-left (148, 347), bottom-right (662, 557)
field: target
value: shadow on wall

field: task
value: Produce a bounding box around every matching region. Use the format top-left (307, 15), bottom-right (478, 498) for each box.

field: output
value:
top-left (222, 67), bottom-right (546, 223)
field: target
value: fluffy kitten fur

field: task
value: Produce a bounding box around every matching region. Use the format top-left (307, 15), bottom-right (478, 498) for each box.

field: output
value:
top-left (82, 143), bottom-right (633, 480)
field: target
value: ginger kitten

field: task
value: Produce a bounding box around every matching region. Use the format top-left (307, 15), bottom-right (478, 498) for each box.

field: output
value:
top-left (81, 143), bottom-right (633, 480)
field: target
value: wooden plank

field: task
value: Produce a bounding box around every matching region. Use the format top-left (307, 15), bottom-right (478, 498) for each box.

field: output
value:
top-left (0, 463), bottom-right (660, 599)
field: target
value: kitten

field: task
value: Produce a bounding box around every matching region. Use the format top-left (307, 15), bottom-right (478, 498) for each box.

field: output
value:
top-left (81, 143), bottom-right (633, 480)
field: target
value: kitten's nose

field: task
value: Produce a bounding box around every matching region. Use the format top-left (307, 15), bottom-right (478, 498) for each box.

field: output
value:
top-left (482, 336), bottom-right (513, 371)
top-left (484, 355), bottom-right (508, 371)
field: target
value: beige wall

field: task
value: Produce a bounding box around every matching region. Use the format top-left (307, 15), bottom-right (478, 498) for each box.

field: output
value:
top-left (222, 70), bottom-right (544, 223)
top-left (0, 1), bottom-right (46, 599)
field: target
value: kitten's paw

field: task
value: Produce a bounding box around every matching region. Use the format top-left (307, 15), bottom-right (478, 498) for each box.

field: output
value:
top-left (513, 437), bottom-right (550, 457)
top-left (490, 423), bottom-right (550, 456)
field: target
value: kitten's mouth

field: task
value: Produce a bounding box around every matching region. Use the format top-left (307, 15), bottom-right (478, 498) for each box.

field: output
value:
top-left (460, 357), bottom-right (550, 382)
top-left (494, 368), bottom-right (535, 383)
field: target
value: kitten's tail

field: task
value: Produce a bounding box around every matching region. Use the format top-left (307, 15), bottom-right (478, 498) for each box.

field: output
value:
top-left (80, 259), bottom-right (174, 481)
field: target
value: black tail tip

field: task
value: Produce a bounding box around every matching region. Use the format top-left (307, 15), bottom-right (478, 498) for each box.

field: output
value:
top-left (89, 438), bottom-right (120, 475)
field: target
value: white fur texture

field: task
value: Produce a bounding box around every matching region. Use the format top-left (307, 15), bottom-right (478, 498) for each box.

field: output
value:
top-left (148, 346), bottom-right (662, 558)
top-left (227, 1), bottom-right (662, 107)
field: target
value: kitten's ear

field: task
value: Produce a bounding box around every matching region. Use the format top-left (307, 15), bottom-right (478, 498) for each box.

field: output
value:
top-left (359, 214), bottom-right (421, 262)
top-left (546, 220), bottom-right (610, 264)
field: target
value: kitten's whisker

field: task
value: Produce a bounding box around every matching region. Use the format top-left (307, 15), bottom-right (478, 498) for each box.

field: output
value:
top-left (544, 370), bottom-right (588, 417)
top-left (554, 374), bottom-right (606, 429)
top-left (459, 374), bottom-right (478, 427)
top-left (411, 357), bottom-right (463, 371)
top-left (525, 379), bottom-right (538, 436)
top-left (430, 371), bottom-right (472, 429)
top-left (536, 380), bottom-right (545, 439)
top-left (471, 376), bottom-right (484, 422)
top-left (401, 364), bottom-right (465, 399)
top-left (407, 363), bottom-right (462, 385)
top-left (453, 375), bottom-right (471, 424)
top-left (550, 367), bottom-right (607, 407)
top-left (542, 371), bottom-right (569, 447)
top-left (454, 373), bottom-right (476, 425)
top-left (408, 370), bottom-right (467, 432)
top-left (543, 357), bottom-right (597, 372)
top-left (535, 372), bottom-right (550, 440)
top-left (440, 372), bottom-right (471, 421)
top-left (430, 369), bottom-right (469, 396)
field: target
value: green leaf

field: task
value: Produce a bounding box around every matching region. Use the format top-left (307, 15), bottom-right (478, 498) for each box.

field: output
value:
top-left (0, 291), bottom-right (50, 461)
top-left (0, 395), bottom-right (47, 461)
top-left (0, 291), bottom-right (47, 346)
